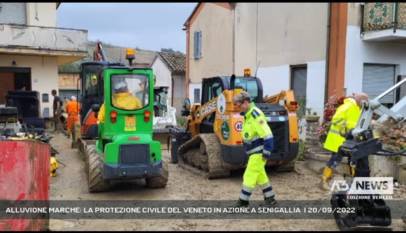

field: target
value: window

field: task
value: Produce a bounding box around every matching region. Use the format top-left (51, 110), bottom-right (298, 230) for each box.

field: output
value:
top-left (363, 64), bottom-right (396, 107)
top-left (110, 74), bottom-right (149, 111)
top-left (290, 65), bottom-right (307, 101)
top-left (194, 31), bottom-right (202, 60)
top-left (0, 3), bottom-right (26, 24)
top-left (42, 93), bottom-right (49, 103)
top-left (291, 65), bottom-right (307, 116)
top-left (83, 65), bottom-right (102, 96)
top-left (233, 78), bottom-right (259, 102)
top-left (193, 88), bottom-right (200, 103)
top-left (201, 78), bottom-right (223, 104)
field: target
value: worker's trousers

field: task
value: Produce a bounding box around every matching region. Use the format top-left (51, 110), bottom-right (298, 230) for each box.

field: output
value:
top-left (326, 152), bottom-right (343, 168)
top-left (53, 110), bottom-right (63, 132)
top-left (67, 114), bottom-right (79, 135)
top-left (239, 153), bottom-right (275, 201)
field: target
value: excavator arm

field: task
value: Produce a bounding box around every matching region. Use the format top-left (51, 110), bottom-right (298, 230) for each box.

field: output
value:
top-left (263, 90), bottom-right (299, 113)
top-left (93, 41), bottom-right (107, 62)
top-left (352, 78), bottom-right (406, 137)
top-left (186, 96), bottom-right (219, 137)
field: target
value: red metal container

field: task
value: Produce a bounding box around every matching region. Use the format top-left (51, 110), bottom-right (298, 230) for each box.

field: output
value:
top-left (0, 140), bottom-right (50, 231)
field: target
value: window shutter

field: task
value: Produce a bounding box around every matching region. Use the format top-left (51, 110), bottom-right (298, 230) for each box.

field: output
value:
top-left (363, 64), bottom-right (395, 105)
top-left (193, 31), bottom-right (202, 60)
top-left (198, 31), bottom-right (202, 58)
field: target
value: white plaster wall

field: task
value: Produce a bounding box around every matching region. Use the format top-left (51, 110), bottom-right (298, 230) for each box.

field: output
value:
top-left (26, 3), bottom-right (57, 27)
top-left (173, 75), bottom-right (185, 116)
top-left (345, 25), bottom-right (406, 96)
top-left (0, 54), bottom-right (58, 118)
top-left (151, 57), bottom-right (173, 106)
top-left (234, 3), bottom-right (328, 76)
top-left (306, 60), bottom-right (326, 116)
top-left (256, 65), bottom-right (290, 97)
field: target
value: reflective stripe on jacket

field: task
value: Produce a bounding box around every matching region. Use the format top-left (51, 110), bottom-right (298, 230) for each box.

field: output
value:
top-left (323, 98), bottom-right (361, 153)
top-left (242, 103), bottom-right (274, 157)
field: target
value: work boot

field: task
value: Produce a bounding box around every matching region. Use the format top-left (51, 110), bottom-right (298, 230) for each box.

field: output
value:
top-left (320, 166), bottom-right (333, 191)
top-left (262, 196), bottom-right (277, 206)
top-left (235, 199), bottom-right (249, 207)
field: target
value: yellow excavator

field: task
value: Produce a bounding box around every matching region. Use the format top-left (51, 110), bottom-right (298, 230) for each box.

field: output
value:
top-left (170, 69), bottom-right (300, 178)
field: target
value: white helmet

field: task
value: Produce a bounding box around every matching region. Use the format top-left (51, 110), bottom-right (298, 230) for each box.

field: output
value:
top-left (113, 80), bottom-right (128, 92)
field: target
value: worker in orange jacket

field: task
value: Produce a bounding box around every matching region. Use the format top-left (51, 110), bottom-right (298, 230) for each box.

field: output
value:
top-left (66, 96), bottom-right (81, 137)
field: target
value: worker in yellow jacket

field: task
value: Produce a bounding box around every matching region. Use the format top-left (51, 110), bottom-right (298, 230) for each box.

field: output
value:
top-left (321, 92), bottom-right (369, 189)
top-left (98, 80), bottom-right (142, 123)
top-left (233, 91), bottom-right (276, 207)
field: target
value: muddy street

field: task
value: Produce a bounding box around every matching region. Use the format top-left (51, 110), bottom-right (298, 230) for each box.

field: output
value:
top-left (49, 133), bottom-right (405, 231)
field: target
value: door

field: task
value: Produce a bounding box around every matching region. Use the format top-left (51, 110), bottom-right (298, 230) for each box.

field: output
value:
top-left (363, 64), bottom-right (396, 107)
top-left (200, 77), bottom-right (225, 133)
top-left (0, 67), bottom-right (31, 104)
top-left (201, 77), bottom-right (224, 105)
top-left (0, 72), bottom-right (14, 104)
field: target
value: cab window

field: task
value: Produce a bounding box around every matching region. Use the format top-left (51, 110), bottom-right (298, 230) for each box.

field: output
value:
top-left (234, 78), bottom-right (259, 102)
top-left (110, 74), bottom-right (149, 110)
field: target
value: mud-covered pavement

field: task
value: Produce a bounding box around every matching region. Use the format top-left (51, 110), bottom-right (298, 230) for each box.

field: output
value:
top-left (49, 133), bottom-right (406, 231)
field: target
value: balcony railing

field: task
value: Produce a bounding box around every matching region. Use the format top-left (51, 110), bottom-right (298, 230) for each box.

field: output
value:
top-left (0, 23), bottom-right (88, 54)
top-left (362, 2), bottom-right (406, 33)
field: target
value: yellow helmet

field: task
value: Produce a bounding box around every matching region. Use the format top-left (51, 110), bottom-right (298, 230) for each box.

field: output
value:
top-left (91, 74), bottom-right (98, 85)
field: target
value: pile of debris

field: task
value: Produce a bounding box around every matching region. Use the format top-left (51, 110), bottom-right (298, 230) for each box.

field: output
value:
top-left (373, 118), bottom-right (406, 152)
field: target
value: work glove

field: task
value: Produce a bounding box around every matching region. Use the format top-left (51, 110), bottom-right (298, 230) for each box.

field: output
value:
top-left (345, 129), bottom-right (354, 140)
top-left (263, 149), bottom-right (272, 160)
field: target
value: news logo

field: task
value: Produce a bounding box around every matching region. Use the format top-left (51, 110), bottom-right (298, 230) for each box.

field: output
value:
top-left (330, 177), bottom-right (394, 196)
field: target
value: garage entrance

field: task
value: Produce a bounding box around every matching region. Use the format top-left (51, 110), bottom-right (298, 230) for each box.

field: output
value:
top-left (0, 67), bottom-right (31, 105)
top-left (362, 64), bottom-right (396, 108)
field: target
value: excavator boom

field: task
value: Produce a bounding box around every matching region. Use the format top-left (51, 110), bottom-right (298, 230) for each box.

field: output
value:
top-left (263, 90), bottom-right (299, 113)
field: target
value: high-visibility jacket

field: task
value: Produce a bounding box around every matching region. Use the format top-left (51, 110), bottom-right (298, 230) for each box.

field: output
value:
top-left (242, 103), bottom-right (274, 158)
top-left (66, 100), bottom-right (80, 116)
top-left (98, 92), bottom-right (142, 123)
top-left (65, 100), bottom-right (81, 131)
top-left (241, 102), bottom-right (274, 189)
top-left (323, 98), bottom-right (361, 153)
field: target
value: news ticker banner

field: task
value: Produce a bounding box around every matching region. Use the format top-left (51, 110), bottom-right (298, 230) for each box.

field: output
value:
top-left (0, 200), bottom-right (405, 219)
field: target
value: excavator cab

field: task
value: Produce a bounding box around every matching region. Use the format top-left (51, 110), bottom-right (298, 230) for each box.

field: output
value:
top-left (198, 75), bottom-right (262, 133)
top-left (79, 62), bottom-right (125, 139)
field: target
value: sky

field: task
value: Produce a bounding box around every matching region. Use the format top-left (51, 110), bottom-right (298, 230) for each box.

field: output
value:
top-left (57, 3), bottom-right (197, 53)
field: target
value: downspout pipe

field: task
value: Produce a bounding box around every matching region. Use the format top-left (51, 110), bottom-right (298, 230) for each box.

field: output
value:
top-left (324, 3), bottom-right (332, 104)
top-left (232, 6), bottom-right (236, 74)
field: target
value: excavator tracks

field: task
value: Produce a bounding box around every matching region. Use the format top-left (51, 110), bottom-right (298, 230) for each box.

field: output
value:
top-left (178, 133), bottom-right (230, 179)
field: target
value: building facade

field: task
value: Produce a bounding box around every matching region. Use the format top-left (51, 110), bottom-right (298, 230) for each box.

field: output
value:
top-left (0, 2), bottom-right (88, 118)
top-left (184, 3), bottom-right (406, 116)
top-left (151, 52), bottom-right (186, 116)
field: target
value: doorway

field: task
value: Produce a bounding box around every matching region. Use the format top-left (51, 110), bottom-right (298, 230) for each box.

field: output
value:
top-left (0, 67), bottom-right (31, 104)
